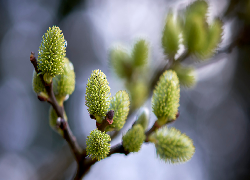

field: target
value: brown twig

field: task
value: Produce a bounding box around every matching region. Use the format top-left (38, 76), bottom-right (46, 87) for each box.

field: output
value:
top-left (30, 40), bottom-right (235, 179)
top-left (97, 110), bottom-right (114, 132)
top-left (30, 52), bottom-right (83, 171)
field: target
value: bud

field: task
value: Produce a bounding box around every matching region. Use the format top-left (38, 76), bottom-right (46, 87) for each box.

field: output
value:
top-left (128, 80), bottom-right (148, 110)
top-left (172, 63), bottom-right (196, 88)
top-left (109, 47), bottom-right (133, 79)
top-left (43, 72), bottom-right (53, 84)
top-left (152, 70), bottom-right (180, 126)
top-left (106, 90), bottom-right (130, 131)
top-left (85, 69), bottom-right (111, 123)
top-left (149, 127), bottom-right (195, 164)
top-left (32, 70), bottom-right (48, 98)
top-left (162, 12), bottom-right (180, 58)
top-left (183, 15), bottom-right (206, 55)
top-left (186, 0), bottom-right (208, 19)
top-left (53, 57), bottom-right (75, 101)
top-left (203, 18), bottom-right (223, 58)
top-left (132, 39), bottom-right (149, 67)
top-left (37, 26), bottom-right (66, 77)
top-left (135, 107), bottom-right (149, 131)
top-left (86, 129), bottom-right (111, 161)
top-left (122, 124), bottom-right (145, 153)
top-left (49, 106), bottom-right (67, 135)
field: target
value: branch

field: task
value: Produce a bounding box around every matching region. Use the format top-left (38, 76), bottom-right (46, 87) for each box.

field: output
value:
top-left (111, 52), bottom-right (189, 141)
top-left (30, 52), bottom-right (82, 162)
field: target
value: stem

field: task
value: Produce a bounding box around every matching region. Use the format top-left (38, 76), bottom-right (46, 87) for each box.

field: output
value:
top-left (30, 52), bottom-right (82, 163)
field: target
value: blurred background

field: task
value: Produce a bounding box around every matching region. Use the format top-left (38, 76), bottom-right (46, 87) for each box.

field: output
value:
top-left (0, 0), bottom-right (250, 179)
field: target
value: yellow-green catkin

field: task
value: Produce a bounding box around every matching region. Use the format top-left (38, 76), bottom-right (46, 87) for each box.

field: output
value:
top-left (38, 26), bottom-right (66, 77)
top-left (49, 106), bottom-right (67, 135)
top-left (183, 1), bottom-right (208, 55)
top-left (86, 129), bottom-right (111, 161)
top-left (186, 0), bottom-right (208, 19)
top-left (149, 127), bottom-right (195, 164)
top-left (135, 107), bottom-right (149, 131)
top-left (122, 124), bottom-right (145, 152)
top-left (162, 12), bottom-right (180, 58)
top-left (109, 47), bottom-right (132, 79)
top-left (32, 70), bottom-right (48, 98)
top-left (106, 90), bottom-right (130, 131)
top-left (172, 63), bottom-right (196, 88)
top-left (203, 18), bottom-right (223, 58)
top-left (152, 70), bottom-right (180, 126)
top-left (128, 80), bottom-right (148, 110)
top-left (184, 15), bottom-right (207, 55)
top-left (85, 69), bottom-right (111, 123)
top-left (53, 57), bottom-right (75, 102)
top-left (132, 39), bottom-right (149, 67)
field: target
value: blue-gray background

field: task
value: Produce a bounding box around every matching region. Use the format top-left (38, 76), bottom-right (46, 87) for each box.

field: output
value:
top-left (0, 0), bottom-right (249, 180)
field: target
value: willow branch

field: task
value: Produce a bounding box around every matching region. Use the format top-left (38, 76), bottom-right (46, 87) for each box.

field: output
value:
top-left (30, 52), bottom-right (82, 162)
